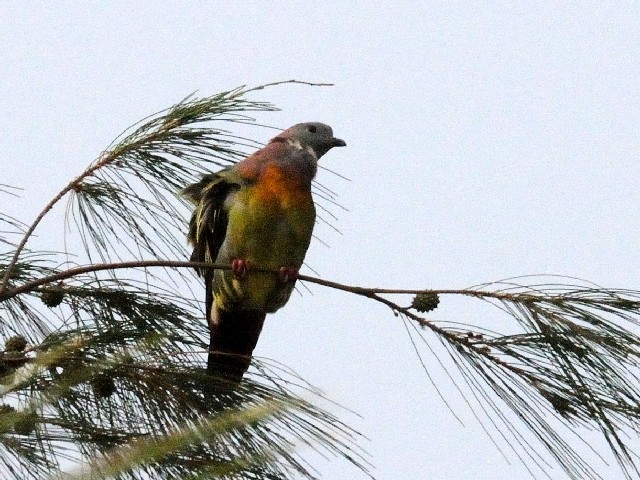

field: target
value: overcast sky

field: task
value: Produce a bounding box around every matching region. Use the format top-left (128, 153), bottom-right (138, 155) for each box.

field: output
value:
top-left (2, 3), bottom-right (640, 479)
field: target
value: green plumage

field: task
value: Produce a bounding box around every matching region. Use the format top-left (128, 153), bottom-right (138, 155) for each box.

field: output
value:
top-left (183, 168), bottom-right (315, 313)
top-left (182, 122), bottom-right (345, 381)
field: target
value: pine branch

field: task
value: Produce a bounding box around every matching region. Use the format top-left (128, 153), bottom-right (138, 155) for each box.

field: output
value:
top-left (0, 310), bottom-right (369, 479)
top-left (62, 399), bottom-right (306, 480)
top-left (6, 255), bottom-right (640, 477)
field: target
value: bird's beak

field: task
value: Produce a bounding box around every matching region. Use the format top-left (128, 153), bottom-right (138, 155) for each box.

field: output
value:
top-left (332, 137), bottom-right (346, 147)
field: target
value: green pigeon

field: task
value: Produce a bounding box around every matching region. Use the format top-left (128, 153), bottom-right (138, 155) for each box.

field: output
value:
top-left (182, 123), bottom-right (346, 381)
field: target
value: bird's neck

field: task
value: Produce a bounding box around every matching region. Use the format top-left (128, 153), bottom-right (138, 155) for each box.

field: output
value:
top-left (260, 162), bottom-right (315, 193)
top-left (237, 139), bottom-right (318, 188)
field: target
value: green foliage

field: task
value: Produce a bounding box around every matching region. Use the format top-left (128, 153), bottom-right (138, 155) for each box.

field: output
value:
top-left (402, 278), bottom-right (640, 480)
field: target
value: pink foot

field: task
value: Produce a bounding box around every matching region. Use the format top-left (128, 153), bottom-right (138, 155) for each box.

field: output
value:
top-left (231, 259), bottom-right (251, 279)
top-left (278, 265), bottom-right (299, 283)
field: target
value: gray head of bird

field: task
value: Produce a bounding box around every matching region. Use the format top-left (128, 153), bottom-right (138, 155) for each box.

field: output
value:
top-left (278, 122), bottom-right (346, 159)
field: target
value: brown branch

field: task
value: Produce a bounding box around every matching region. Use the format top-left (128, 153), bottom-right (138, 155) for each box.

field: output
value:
top-left (0, 260), bottom-right (226, 300)
top-left (1, 258), bottom-right (533, 306)
top-left (0, 258), bottom-right (531, 376)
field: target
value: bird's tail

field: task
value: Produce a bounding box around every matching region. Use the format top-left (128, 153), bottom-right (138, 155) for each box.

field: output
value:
top-left (208, 307), bottom-right (267, 382)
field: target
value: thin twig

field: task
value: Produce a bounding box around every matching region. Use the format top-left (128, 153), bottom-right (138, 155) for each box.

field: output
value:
top-left (240, 80), bottom-right (334, 95)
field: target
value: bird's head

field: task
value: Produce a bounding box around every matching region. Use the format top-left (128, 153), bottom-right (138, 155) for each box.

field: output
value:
top-left (277, 122), bottom-right (346, 159)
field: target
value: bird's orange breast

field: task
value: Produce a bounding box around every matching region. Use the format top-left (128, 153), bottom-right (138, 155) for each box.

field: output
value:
top-left (252, 163), bottom-right (314, 208)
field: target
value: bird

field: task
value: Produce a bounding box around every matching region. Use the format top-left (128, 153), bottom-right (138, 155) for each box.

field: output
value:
top-left (181, 122), bottom-right (346, 382)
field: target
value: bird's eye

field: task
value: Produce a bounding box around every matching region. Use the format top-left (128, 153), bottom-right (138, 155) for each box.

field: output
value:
top-left (307, 125), bottom-right (317, 133)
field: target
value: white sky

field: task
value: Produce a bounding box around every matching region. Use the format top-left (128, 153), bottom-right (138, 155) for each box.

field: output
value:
top-left (2, 3), bottom-right (640, 479)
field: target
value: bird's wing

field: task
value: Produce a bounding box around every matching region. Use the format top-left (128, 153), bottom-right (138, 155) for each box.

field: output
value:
top-left (181, 169), bottom-right (246, 315)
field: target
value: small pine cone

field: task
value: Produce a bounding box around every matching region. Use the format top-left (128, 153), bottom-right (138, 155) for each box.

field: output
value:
top-left (41, 288), bottom-right (64, 308)
top-left (0, 403), bottom-right (16, 415)
top-left (540, 390), bottom-right (577, 418)
top-left (13, 411), bottom-right (37, 435)
top-left (4, 335), bottom-right (27, 353)
top-left (411, 292), bottom-right (440, 313)
top-left (91, 374), bottom-right (116, 399)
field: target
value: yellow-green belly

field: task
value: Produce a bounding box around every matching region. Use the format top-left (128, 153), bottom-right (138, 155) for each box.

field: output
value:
top-left (213, 183), bottom-right (315, 312)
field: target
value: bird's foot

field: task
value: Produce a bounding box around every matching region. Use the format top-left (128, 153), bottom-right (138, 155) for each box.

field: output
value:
top-left (231, 258), bottom-right (252, 279)
top-left (278, 265), bottom-right (299, 284)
